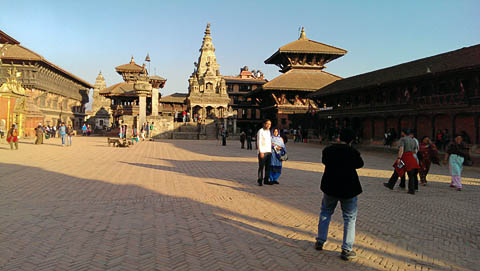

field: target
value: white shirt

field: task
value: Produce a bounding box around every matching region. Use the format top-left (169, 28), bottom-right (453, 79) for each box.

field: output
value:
top-left (257, 128), bottom-right (271, 153)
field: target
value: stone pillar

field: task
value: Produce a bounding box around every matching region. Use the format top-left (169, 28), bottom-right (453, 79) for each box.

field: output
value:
top-left (151, 88), bottom-right (159, 116)
top-left (190, 107), bottom-right (193, 122)
top-left (139, 95), bottom-right (147, 128)
top-left (233, 118), bottom-right (237, 134)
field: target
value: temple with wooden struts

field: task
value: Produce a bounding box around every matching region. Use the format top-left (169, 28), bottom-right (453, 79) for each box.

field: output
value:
top-left (249, 27), bottom-right (346, 130)
top-left (100, 56), bottom-right (166, 129)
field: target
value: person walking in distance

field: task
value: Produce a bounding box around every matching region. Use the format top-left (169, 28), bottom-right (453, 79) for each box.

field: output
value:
top-left (383, 129), bottom-right (420, 194)
top-left (67, 124), bottom-right (74, 146)
top-left (257, 119), bottom-right (272, 186)
top-left (59, 122), bottom-right (67, 147)
top-left (35, 123), bottom-right (44, 144)
top-left (220, 126), bottom-right (227, 146)
top-left (240, 130), bottom-right (246, 149)
top-left (315, 128), bottom-right (364, 261)
top-left (444, 134), bottom-right (470, 191)
top-left (7, 124), bottom-right (19, 150)
top-left (246, 128), bottom-right (253, 150)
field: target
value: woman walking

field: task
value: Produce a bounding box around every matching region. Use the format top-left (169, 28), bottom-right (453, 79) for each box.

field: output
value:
top-left (270, 128), bottom-right (286, 184)
top-left (67, 124), bottom-right (74, 146)
top-left (418, 136), bottom-right (439, 185)
top-left (444, 134), bottom-right (470, 191)
top-left (6, 124), bottom-right (19, 150)
top-left (59, 122), bottom-right (67, 147)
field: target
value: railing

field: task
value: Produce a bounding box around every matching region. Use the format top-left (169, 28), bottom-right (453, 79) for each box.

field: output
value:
top-left (111, 104), bottom-right (139, 116)
top-left (414, 93), bottom-right (467, 108)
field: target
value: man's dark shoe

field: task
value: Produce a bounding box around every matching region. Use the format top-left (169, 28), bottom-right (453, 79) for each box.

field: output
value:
top-left (399, 185), bottom-right (406, 189)
top-left (264, 180), bottom-right (273, 185)
top-left (407, 190), bottom-right (415, 195)
top-left (383, 183), bottom-right (393, 190)
top-left (341, 250), bottom-right (356, 261)
top-left (271, 180), bottom-right (279, 184)
top-left (257, 179), bottom-right (263, 186)
top-left (314, 241), bottom-right (323, 251)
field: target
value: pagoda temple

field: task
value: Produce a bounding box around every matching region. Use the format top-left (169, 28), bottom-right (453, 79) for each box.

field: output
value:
top-left (100, 57), bottom-right (166, 129)
top-left (187, 23), bottom-right (230, 121)
top-left (250, 27), bottom-right (346, 130)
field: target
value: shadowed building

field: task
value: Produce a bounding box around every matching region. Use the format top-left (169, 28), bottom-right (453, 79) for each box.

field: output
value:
top-left (224, 66), bottom-right (267, 133)
top-left (310, 44), bottom-right (480, 147)
top-left (250, 27), bottom-right (346, 130)
top-left (0, 30), bottom-right (92, 137)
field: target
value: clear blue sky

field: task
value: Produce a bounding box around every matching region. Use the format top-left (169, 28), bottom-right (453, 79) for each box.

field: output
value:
top-left (1, 0), bottom-right (479, 96)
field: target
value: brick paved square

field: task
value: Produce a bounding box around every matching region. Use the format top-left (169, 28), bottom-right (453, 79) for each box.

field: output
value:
top-left (1, 137), bottom-right (479, 270)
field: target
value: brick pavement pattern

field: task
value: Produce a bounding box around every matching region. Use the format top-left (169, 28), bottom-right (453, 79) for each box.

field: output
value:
top-left (0, 137), bottom-right (479, 271)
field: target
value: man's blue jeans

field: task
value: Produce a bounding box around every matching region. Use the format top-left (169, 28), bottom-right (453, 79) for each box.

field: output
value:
top-left (316, 194), bottom-right (357, 251)
top-left (61, 134), bottom-right (66, 145)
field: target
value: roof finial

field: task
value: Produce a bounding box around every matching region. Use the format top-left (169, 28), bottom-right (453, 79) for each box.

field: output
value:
top-left (299, 26), bottom-right (307, 40)
top-left (145, 53), bottom-right (151, 62)
top-left (130, 56), bottom-right (135, 63)
top-left (205, 23), bottom-right (211, 35)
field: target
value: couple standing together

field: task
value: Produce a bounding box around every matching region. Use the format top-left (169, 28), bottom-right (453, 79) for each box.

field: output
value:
top-left (256, 119), bottom-right (287, 186)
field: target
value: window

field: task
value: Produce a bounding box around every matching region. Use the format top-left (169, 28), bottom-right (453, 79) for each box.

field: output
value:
top-left (239, 85), bottom-right (252, 92)
top-left (206, 82), bottom-right (213, 91)
top-left (227, 84), bottom-right (234, 93)
top-left (281, 118), bottom-right (287, 125)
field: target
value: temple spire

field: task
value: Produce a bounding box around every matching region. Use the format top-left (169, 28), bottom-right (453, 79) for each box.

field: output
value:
top-left (130, 56), bottom-right (135, 63)
top-left (205, 23), bottom-right (211, 35)
top-left (299, 27), bottom-right (307, 40)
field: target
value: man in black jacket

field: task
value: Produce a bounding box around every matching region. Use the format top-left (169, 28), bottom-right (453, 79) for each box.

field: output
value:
top-left (315, 128), bottom-right (364, 261)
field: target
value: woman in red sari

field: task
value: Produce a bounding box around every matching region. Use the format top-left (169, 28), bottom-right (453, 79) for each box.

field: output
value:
top-left (6, 124), bottom-right (19, 150)
top-left (418, 136), bottom-right (439, 186)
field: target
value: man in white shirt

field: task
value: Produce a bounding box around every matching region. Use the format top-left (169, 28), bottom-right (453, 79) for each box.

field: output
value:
top-left (257, 119), bottom-right (272, 186)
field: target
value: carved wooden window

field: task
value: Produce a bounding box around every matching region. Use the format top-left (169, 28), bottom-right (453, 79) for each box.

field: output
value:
top-left (227, 84), bottom-right (234, 93)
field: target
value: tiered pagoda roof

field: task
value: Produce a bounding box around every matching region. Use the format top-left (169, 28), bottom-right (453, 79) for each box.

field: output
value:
top-left (259, 28), bottom-right (345, 93)
top-left (261, 69), bottom-right (341, 92)
top-left (264, 27), bottom-right (347, 73)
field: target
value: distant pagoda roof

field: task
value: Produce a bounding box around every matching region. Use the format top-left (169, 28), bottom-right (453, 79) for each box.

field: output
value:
top-left (259, 69), bottom-right (341, 92)
top-left (160, 93), bottom-right (187, 103)
top-left (115, 56), bottom-right (145, 73)
top-left (265, 27), bottom-right (347, 67)
top-left (310, 43), bottom-right (480, 98)
top-left (100, 82), bottom-right (136, 96)
top-left (224, 76), bottom-right (267, 85)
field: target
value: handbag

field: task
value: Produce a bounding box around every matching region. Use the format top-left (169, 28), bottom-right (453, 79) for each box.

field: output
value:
top-left (279, 153), bottom-right (288, 161)
top-left (275, 148), bottom-right (288, 161)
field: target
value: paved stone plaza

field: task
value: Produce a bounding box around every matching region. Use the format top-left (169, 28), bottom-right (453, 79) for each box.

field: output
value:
top-left (1, 137), bottom-right (479, 271)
